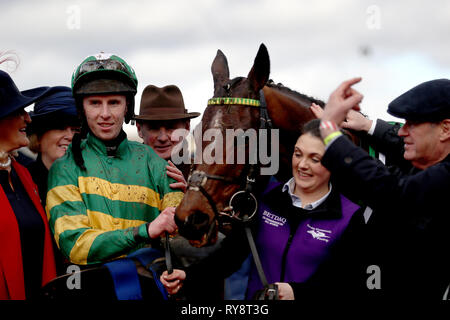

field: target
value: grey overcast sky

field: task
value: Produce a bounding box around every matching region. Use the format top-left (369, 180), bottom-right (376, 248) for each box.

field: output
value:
top-left (2, 0), bottom-right (450, 140)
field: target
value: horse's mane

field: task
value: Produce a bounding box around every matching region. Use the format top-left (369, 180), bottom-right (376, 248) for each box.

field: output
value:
top-left (266, 79), bottom-right (325, 107)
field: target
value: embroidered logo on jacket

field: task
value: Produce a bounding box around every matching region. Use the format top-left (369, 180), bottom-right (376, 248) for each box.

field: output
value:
top-left (306, 224), bottom-right (331, 242)
top-left (262, 210), bottom-right (287, 227)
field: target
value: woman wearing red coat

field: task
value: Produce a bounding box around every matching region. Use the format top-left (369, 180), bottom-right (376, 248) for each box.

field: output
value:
top-left (0, 69), bottom-right (56, 300)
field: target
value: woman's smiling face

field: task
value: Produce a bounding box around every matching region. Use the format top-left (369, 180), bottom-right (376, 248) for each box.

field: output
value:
top-left (39, 126), bottom-right (79, 168)
top-left (0, 108), bottom-right (31, 152)
top-left (292, 133), bottom-right (331, 194)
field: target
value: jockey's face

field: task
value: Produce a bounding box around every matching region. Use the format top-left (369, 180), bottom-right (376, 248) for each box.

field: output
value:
top-left (83, 94), bottom-right (126, 141)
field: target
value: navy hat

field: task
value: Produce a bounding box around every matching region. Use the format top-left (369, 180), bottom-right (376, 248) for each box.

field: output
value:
top-left (388, 79), bottom-right (450, 122)
top-left (0, 70), bottom-right (50, 119)
top-left (28, 86), bottom-right (79, 134)
top-left (29, 86), bottom-right (77, 118)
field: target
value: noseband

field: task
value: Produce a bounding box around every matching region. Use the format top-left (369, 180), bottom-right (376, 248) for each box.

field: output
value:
top-left (187, 169), bottom-right (258, 222)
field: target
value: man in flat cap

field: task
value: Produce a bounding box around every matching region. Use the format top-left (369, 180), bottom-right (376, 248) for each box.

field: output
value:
top-left (315, 78), bottom-right (450, 300)
top-left (134, 85), bottom-right (200, 185)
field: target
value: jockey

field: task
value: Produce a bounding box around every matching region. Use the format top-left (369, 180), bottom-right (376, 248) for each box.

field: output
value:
top-left (46, 53), bottom-right (184, 265)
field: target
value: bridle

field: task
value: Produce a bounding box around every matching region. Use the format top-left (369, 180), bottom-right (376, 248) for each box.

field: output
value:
top-left (187, 166), bottom-right (258, 222)
top-left (185, 88), bottom-right (279, 300)
top-left (187, 91), bottom-right (270, 225)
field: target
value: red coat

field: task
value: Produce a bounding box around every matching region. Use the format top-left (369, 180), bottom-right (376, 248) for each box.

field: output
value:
top-left (0, 160), bottom-right (56, 300)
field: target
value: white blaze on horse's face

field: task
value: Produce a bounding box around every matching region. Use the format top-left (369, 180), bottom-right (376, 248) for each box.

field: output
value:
top-left (189, 114), bottom-right (280, 174)
top-left (212, 118), bottom-right (223, 129)
top-left (210, 109), bottom-right (224, 129)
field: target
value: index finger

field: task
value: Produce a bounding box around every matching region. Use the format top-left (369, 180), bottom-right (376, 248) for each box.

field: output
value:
top-left (336, 77), bottom-right (362, 94)
top-left (166, 206), bottom-right (176, 213)
top-left (167, 160), bottom-right (177, 168)
top-left (166, 166), bottom-right (182, 175)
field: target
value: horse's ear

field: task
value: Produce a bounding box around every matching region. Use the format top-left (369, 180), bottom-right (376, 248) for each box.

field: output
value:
top-left (211, 49), bottom-right (230, 94)
top-left (247, 43), bottom-right (270, 92)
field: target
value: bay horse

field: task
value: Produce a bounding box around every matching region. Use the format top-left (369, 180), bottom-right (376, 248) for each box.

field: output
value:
top-left (175, 44), bottom-right (325, 246)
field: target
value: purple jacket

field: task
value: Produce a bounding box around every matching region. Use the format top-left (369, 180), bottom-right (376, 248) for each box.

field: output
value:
top-left (246, 183), bottom-right (360, 299)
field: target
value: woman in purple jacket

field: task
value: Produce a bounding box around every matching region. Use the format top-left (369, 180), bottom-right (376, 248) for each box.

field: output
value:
top-left (161, 119), bottom-right (367, 300)
top-left (245, 119), bottom-right (365, 299)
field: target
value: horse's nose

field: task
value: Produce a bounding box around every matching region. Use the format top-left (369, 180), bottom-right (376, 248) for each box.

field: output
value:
top-left (175, 211), bottom-right (211, 240)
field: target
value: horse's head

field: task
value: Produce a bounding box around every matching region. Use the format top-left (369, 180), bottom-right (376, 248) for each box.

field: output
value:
top-left (175, 44), bottom-right (270, 246)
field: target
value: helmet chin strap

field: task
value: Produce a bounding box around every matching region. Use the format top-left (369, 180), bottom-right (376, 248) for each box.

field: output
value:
top-left (124, 96), bottom-right (135, 124)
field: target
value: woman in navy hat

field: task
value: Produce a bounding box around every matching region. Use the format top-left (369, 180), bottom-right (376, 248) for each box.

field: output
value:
top-left (0, 70), bottom-right (56, 299)
top-left (27, 86), bottom-right (80, 206)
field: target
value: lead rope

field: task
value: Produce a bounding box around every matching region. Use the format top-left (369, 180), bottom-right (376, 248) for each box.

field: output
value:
top-left (164, 232), bottom-right (173, 275)
top-left (243, 215), bottom-right (278, 300)
top-left (243, 89), bottom-right (278, 300)
top-left (163, 232), bottom-right (175, 300)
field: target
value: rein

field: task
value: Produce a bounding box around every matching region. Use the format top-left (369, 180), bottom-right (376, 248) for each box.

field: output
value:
top-left (164, 232), bottom-right (173, 275)
top-left (186, 89), bottom-right (278, 300)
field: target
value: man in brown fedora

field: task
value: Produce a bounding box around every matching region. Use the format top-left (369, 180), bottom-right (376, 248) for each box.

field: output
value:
top-left (134, 85), bottom-right (200, 181)
top-left (135, 86), bottom-right (226, 299)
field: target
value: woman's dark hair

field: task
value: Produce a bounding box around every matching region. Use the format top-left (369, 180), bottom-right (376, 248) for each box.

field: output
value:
top-left (300, 118), bottom-right (322, 139)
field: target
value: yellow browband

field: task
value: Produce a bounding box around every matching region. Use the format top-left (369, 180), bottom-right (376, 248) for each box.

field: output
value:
top-left (207, 97), bottom-right (261, 107)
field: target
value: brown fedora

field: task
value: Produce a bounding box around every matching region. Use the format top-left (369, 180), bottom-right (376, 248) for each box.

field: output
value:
top-left (134, 84), bottom-right (200, 121)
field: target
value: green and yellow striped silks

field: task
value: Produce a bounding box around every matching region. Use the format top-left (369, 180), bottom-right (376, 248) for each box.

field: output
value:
top-left (46, 134), bottom-right (183, 265)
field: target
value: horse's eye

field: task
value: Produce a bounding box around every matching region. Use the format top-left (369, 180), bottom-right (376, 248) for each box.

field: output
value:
top-left (224, 83), bottom-right (231, 91)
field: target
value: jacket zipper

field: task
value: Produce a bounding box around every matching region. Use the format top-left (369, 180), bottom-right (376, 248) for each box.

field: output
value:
top-left (280, 231), bottom-right (294, 282)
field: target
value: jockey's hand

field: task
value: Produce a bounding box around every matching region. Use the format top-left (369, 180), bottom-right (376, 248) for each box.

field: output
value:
top-left (148, 207), bottom-right (177, 238)
top-left (341, 109), bottom-right (373, 132)
top-left (166, 160), bottom-right (187, 193)
top-left (322, 77), bottom-right (363, 125)
top-left (275, 282), bottom-right (294, 300)
top-left (160, 269), bottom-right (186, 295)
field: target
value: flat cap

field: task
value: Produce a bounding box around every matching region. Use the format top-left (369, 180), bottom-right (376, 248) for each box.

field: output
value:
top-left (388, 79), bottom-right (450, 122)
